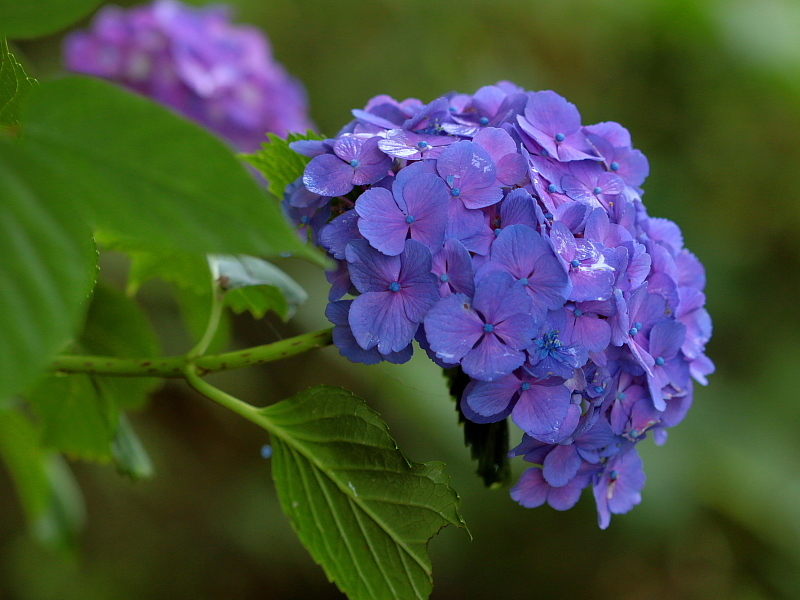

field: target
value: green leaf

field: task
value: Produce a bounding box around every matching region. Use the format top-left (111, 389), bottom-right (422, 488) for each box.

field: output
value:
top-left (0, 0), bottom-right (104, 39)
top-left (226, 285), bottom-right (289, 320)
top-left (0, 406), bottom-right (85, 547)
top-left (27, 374), bottom-right (119, 462)
top-left (19, 76), bottom-right (325, 266)
top-left (0, 37), bottom-right (37, 127)
top-left (444, 366), bottom-right (511, 488)
top-left (0, 141), bottom-right (97, 403)
top-left (242, 131), bottom-right (324, 199)
top-left (111, 413), bottom-right (153, 481)
top-left (126, 249), bottom-right (212, 296)
top-left (80, 282), bottom-right (161, 409)
top-left (263, 385), bottom-right (467, 600)
top-left (211, 254), bottom-right (308, 320)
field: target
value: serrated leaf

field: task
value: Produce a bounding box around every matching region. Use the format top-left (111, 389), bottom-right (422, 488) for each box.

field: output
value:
top-left (261, 385), bottom-right (467, 600)
top-left (243, 131), bottom-right (324, 199)
top-left (0, 141), bottom-right (97, 403)
top-left (0, 37), bottom-right (37, 127)
top-left (79, 282), bottom-right (161, 409)
top-left (226, 285), bottom-right (288, 320)
top-left (0, 406), bottom-right (85, 547)
top-left (18, 76), bottom-right (325, 266)
top-left (444, 366), bottom-right (511, 488)
top-left (27, 374), bottom-right (119, 462)
top-left (112, 413), bottom-right (153, 481)
top-left (126, 249), bottom-right (212, 296)
top-left (0, 0), bottom-right (104, 39)
top-left (211, 254), bottom-right (308, 320)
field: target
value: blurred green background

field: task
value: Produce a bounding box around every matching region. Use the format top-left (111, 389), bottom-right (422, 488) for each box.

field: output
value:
top-left (3, 0), bottom-right (800, 598)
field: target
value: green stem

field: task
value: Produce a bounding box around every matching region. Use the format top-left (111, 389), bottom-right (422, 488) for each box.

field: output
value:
top-left (51, 327), bottom-right (333, 378)
top-left (188, 288), bottom-right (224, 359)
top-left (183, 366), bottom-right (268, 427)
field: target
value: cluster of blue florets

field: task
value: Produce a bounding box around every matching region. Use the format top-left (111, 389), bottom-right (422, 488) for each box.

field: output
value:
top-left (284, 82), bottom-right (713, 528)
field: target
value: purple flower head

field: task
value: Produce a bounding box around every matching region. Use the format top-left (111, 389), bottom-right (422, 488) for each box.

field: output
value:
top-left (436, 141), bottom-right (503, 209)
top-left (476, 224), bottom-right (571, 324)
top-left (593, 445), bottom-right (646, 529)
top-left (425, 272), bottom-right (537, 381)
top-left (345, 239), bottom-right (438, 354)
top-left (517, 91), bottom-right (599, 162)
top-left (64, 0), bottom-right (313, 151)
top-left (355, 173), bottom-right (449, 256)
top-left (303, 135), bottom-right (392, 197)
top-left (287, 82), bottom-right (712, 529)
top-left (526, 310), bottom-right (589, 380)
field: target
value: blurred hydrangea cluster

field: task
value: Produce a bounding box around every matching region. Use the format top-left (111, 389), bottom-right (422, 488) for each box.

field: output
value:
top-left (64, 0), bottom-right (313, 151)
top-left (288, 83), bottom-right (713, 527)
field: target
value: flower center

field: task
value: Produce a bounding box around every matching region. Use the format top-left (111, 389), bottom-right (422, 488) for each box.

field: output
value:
top-left (555, 133), bottom-right (565, 142)
top-left (610, 161), bottom-right (620, 171)
top-left (450, 187), bottom-right (461, 197)
top-left (573, 308), bottom-right (583, 317)
top-left (349, 159), bottom-right (360, 168)
top-left (655, 356), bottom-right (665, 366)
top-left (440, 273), bottom-right (450, 283)
top-left (521, 382), bottom-right (531, 391)
top-left (479, 117), bottom-right (490, 126)
top-left (548, 183), bottom-right (558, 194)
top-left (405, 215), bottom-right (415, 224)
top-left (389, 281), bottom-right (402, 292)
top-left (593, 187), bottom-right (603, 195)
top-left (570, 259), bottom-right (580, 268)
top-left (483, 323), bottom-right (495, 333)
top-left (417, 141), bottom-right (429, 150)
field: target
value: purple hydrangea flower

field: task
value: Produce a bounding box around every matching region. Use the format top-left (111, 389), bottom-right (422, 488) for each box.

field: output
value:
top-left (64, 0), bottom-right (314, 151)
top-left (290, 82), bottom-right (712, 529)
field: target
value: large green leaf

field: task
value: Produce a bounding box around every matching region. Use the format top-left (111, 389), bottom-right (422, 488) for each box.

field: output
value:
top-left (19, 76), bottom-right (325, 265)
top-left (262, 386), bottom-right (467, 600)
top-left (0, 0), bottom-right (103, 39)
top-left (27, 373), bottom-right (119, 462)
top-left (242, 131), bottom-right (324, 199)
top-left (80, 283), bottom-right (162, 409)
top-left (0, 141), bottom-right (97, 402)
top-left (0, 405), bottom-right (85, 547)
top-left (0, 37), bottom-right (36, 127)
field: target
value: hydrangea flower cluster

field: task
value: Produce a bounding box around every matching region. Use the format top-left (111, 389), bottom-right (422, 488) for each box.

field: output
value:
top-left (287, 82), bottom-right (713, 528)
top-left (64, 0), bottom-right (313, 151)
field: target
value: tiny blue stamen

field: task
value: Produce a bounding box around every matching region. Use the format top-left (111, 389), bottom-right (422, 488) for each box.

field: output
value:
top-left (261, 445), bottom-right (273, 459)
top-left (548, 183), bottom-right (558, 193)
top-left (440, 273), bottom-right (450, 283)
top-left (594, 386), bottom-right (605, 394)
top-left (494, 228), bottom-right (502, 236)
top-left (609, 470), bottom-right (619, 480)
top-left (570, 259), bottom-right (580, 268)
top-left (628, 327), bottom-right (639, 336)
top-left (655, 356), bottom-right (665, 366)
top-left (450, 187), bottom-right (461, 197)
top-left (479, 117), bottom-right (490, 126)
top-left (300, 215), bottom-right (310, 224)
top-left (573, 308), bottom-right (583, 317)
top-left (405, 215), bottom-right (415, 224)
top-left (617, 392), bottom-right (626, 400)
top-left (544, 212), bottom-right (554, 220)
top-left (629, 429), bottom-right (639, 438)
top-left (519, 277), bottom-right (529, 285)
top-left (541, 148), bottom-right (550, 157)
top-left (483, 323), bottom-right (495, 333)
top-left (417, 141), bottom-right (429, 149)
top-left (521, 382), bottom-right (531, 391)
top-left (634, 322), bottom-right (643, 330)
top-left (555, 133), bottom-right (565, 142)
top-left (349, 159), bottom-right (360, 168)
top-left (593, 186), bottom-right (603, 195)
top-left (389, 281), bottom-right (401, 292)
top-left (610, 161), bottom-right (620, 171)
